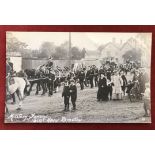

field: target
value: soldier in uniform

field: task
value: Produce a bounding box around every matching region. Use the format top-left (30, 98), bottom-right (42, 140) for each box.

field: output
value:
top-left (98, 66), bottom-right (105, 76)
top-left (69, 79), bottom-right (77, 111)
top-left (83, 67), bottom-right (88, 87)
top-left (47, 66), bottom-right (55, 96)
top-left (49, 71), bottom-right (55, 96)
top-left (89, 67), bottom-right (94, 88)
top-left (94, 66), bottom-right (98, 87)
top-left (6, 58), bottom-right (16, 104)
top-left (85, 66), bottom-right (91, 87)
top-left (46, 56), bottom-right (54, 68)
top-left (78, 68), bottom-right (85, 90)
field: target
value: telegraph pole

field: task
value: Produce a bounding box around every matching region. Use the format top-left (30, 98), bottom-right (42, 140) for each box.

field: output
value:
top-left (69, 32), bottom-right (71, 59)
top-left (68, 32), bottom-right (72, 68)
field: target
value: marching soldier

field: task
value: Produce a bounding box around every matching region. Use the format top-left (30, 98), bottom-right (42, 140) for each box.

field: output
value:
top-left (78, 68), bottom-right (85, 90)
top-left (89, 67), bottom-right (94, 88)
top-left (94, 66), bottom-right (98, 87)
top-left (48, 69), bottom-right (55, 96)
top-left (86, 66), bottom-right (91, 87)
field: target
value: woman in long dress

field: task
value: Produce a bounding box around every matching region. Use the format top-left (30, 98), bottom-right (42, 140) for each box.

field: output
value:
top-left (112, 71), bottom-right (123, 100)
top-left (97, 73), bottom-right (108, 101)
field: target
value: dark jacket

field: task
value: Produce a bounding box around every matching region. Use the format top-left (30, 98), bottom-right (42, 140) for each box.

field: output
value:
top-left (78, 71), bottom-right (85, 81)
top-left (86, 70), bottom-right (90, 79)
top-left (98, 77), bottom-right (107, 88)
top-left (6, 62), bottom-right (12, 75)
top-left (89, 69), bottom-right (94, 79)
top-left (48, 73), bottom-right (55, 80)
top-left (62, 85), bottom-right (70, 97)
top-left (97, 77), bottom-right (108, 100)
top-left (69, 84), bottom-right (77, 102)
top-left (8, 62), bottom-right (13, 71)
top-left (99, 69), bottom-right (105, 75)
top-left (121, 75), bottom-right (127, 86)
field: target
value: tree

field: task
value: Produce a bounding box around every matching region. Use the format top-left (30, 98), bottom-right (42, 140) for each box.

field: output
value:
top-left (6, 32), bottom-right (28, 54)
top-left (39, 42), bottom-right (55, 58)
top-left (52, 41), bottom-right (70, 59)
top-left (53, 46), bottom-right (67, 59)
top-left (122, 48), bottom-right (142, 62)
top-left (70, 46), bottom-right (82, 60)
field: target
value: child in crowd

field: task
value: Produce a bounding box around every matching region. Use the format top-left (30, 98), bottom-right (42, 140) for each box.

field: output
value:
top-left (62, 80), bottom-right (70, 111)
top-left (69, 79), bottom-right (77, 111)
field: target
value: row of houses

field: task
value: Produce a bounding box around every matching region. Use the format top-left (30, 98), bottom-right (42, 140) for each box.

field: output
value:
top-left (84, 37), bottom-right (150, 67)
top-left (7, 37), bottom-right (151, 72)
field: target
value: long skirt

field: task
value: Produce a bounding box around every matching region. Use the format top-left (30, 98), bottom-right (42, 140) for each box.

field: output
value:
top-left (97, 87), bottom-right (108, 101)
top-left (112, 84), bottom-right (122, 100)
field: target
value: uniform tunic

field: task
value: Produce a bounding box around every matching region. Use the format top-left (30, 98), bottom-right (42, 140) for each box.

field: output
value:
top-left (78, 71), bottom-right (85, 90)
top-left (89, 69), bottom-right (94, 88)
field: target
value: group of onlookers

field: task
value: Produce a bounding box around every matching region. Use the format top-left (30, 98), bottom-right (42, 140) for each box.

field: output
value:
top-left (6, 58), bottom-right (151, 116)
top-left (61, 61), bottom-right (150, 116)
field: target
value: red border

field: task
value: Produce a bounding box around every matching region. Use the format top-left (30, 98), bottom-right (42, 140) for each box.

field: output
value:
top-left (0, 25), bottom-right (154, 130)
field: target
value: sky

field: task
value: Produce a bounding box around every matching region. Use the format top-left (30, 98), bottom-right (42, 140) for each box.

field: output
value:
top-left (8, 32), bottom-right (140, 50)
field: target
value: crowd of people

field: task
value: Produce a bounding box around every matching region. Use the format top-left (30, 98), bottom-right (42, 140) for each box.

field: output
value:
top-left (6, 58), bottom-right (151, 115)
top-left (60, 59), bottom-right (150, 114)
top-left (63, 60), bottom-right (148, 98)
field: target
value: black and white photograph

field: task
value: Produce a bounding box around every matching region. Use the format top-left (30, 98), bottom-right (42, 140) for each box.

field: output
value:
top-left (5, 32), bottom-right (152, 123)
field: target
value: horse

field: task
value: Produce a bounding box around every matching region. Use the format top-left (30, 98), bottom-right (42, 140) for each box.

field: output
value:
top-left (6, 76), bottom-right (26, 111)
top-left (26, 64), bottom-right (61, 96)
top-left (26, 67), bottom-right (47, 96)
top-left (24, 69), bottom-right (36, 79)
top-left (26, 65), bottom-right (51, 96)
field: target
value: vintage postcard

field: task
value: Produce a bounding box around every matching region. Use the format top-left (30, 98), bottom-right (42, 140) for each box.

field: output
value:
top-left (5, 32), bottom-right (152, 123)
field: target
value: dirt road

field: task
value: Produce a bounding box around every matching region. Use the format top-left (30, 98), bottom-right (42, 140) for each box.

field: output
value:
top-left (5, 85), bottom-right (151, 123)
